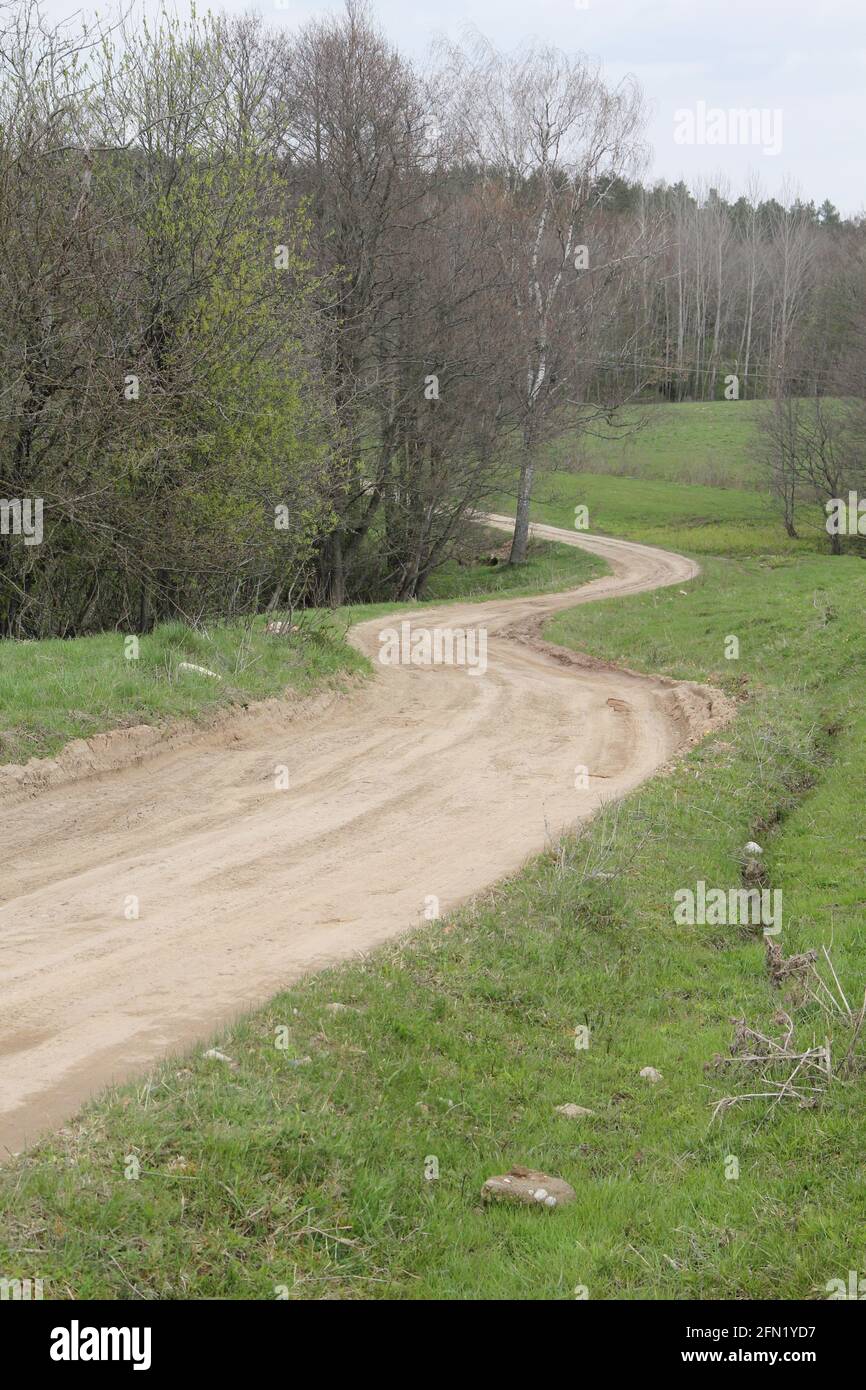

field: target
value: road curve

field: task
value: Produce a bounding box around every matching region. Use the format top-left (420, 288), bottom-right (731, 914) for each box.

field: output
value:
top-left (0, 518), bottom-right (724, 1155)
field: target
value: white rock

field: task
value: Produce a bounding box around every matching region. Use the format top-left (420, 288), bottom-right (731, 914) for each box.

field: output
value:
top-left (533, 1188), bottom-right (549, 1202)
top-left (744, 841), bottom-right (763, 855)
top-left (203, 1048), bottom-right (234, 1064)
top-left (555, 1103), bottom-right (594, 1119)
top-left (178, 662), bottom-right (220, 679)
top-left (639, 1066), bottom-right (663, 1083)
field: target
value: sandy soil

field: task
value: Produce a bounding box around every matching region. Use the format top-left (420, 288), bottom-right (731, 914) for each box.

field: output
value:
top-left (0, 518), bottom-right (729, 1156)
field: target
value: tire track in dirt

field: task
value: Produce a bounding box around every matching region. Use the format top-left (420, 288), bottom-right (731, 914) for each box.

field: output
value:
top-left (0, 517), bottom-right (730, 1155)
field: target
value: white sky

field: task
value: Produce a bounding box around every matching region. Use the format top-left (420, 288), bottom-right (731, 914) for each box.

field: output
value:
top-left (40, 0), bottom-right (866, 215)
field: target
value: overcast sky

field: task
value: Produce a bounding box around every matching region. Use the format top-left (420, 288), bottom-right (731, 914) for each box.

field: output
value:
top-left (44, 0), bottom-right (866, 215)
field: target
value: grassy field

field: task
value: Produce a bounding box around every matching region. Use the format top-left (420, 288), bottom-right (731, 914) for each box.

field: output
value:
top-left (0, 531), bottom-right (603, 766)
top-left (497, 470), bottom-right (833, 559)
top-left (507, 398), bottom-right (855, 559)
top-left (543, 400), bottom-right (768, 489)
top-left (2, 428), bottom-right (865, 1300)
top-left (539, 472), bottom-right (800, 557)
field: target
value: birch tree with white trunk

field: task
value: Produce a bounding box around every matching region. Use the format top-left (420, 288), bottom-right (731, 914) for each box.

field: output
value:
top-left (438, 36), bottom-right (648, 562)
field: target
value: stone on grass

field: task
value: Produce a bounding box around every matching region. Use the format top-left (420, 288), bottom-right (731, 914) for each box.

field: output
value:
top-left (481, 1165), bottom-right (575, 1209)
top-left (639, 1066), bottom-right (663, 1083)
top-left (555, 1104), bottom-right (594, 1119)
top-left (203, 1048), bottom-right (237, 1069)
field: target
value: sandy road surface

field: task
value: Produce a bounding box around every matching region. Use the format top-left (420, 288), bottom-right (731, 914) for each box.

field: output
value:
top-left (0, 518), bottom-right (724, 1155)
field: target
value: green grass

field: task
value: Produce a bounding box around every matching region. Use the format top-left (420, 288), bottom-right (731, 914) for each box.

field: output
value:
top-left (495, 471), bottom-right (832, 558)
top-left (422, 526), bottom-right (605, 601)
top-left (542, 399), bottom-right (772, 489)
top-left (0, 617), bottom-right (368, 768)
top-left (0, 532), bottom-right (603, 766)
top-left (494, 398), bottom-right (861, 558)
top-left (3, 468), bottom-right (866, 1296)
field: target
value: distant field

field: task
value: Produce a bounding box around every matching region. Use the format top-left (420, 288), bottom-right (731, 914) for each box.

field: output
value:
top-left (547, 472), bottom-right (831, 556)
top-left (489, 397), bottom-right (849, 557)
top-left (543, 400), bottom-right (769, 489)
top-left (496, 471), bottom-right (828, 558)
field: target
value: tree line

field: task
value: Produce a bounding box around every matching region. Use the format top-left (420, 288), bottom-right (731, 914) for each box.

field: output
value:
top-left (2, 0), bottom-right (864, 638)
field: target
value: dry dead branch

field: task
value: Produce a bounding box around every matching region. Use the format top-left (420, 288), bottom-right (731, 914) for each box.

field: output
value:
top-left (709, 947), bottom-right (865, 1121)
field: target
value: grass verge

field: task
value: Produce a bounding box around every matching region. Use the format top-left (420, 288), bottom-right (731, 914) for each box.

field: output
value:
top-left (0, 532), bottom-right (604, 766)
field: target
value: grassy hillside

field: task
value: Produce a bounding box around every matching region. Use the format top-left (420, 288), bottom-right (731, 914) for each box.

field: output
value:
top-left (528, 472), bottom-right (822, 557)
top-left (508, 399), bottom-right (850, 558)
top-left (544, 400), bottom-right (767, 489)
top-left (3, 431), bottom-right (865, 1297)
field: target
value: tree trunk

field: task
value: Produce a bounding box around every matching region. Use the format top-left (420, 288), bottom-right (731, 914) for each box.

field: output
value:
top-left (320, 530), bottom-right (345, 608)
top-left (509, 445), bottom-right (535, 564)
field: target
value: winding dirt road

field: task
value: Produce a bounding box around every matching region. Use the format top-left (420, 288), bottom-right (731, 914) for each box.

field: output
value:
top-left (0, 518), bottom-right (725, 1156)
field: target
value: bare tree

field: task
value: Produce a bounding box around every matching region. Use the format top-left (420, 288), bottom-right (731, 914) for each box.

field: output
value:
top-left (278, 0), bottom-right (432, 604)
top-left (757, 393), bottom-right (802, 539)
top-left (438, 35), bottom-right (648, 561)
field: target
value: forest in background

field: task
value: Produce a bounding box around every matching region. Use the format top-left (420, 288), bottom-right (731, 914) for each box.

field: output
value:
top-left (2, 0), bottom-right (866, 638)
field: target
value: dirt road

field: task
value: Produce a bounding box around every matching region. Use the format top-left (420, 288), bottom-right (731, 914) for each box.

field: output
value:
top-left (0, 518), bottom-right (725, 1155)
